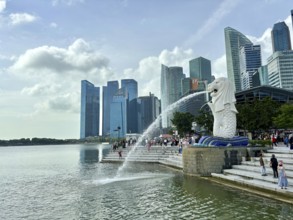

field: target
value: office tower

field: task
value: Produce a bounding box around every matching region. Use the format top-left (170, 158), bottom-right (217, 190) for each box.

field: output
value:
top-left (121, 79), bottom-right (138, 101)
top-left (267, 50), bottom-right (293, 91)
top-left (239, 44), bottom-right (262, 90)
top-left (161, 64), bottom-right (185, 128)
top-left (252, 65), bottom-right (269, 87)
top-left (110, 88), bottom-right (128, 138)
top-left (271, 21), bottom-right (292, 52)
top-left (80, 80), bottom-right (100, 139)
top-left (225, 27), bottom-right (252, 92)
top-left (121, 79), bottom-right (138, 134)
top-left (189, 57), bottom-right (212, 83)
top-left (102, 81), bottom-right (118, 136)
top-left (291, 10), bottom-right (293, 30)
top-left (137, 93), bottom-right (161, 134)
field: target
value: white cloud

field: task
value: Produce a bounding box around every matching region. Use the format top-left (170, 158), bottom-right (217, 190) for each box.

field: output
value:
top-left (50, 22), bottom-right (58, 28)
top-left (52, 0), bottom-right (84, 6)
top-left (9, 39), bottom-right (114, 114)
top-left (212, 54), bottom-right (227, 78)
top-left (122, 47), bottom-right (195, 99)
top-left (0, 0), bottom-right (6, 13)
top-left (184, 0), bottom-right (241, 47)
top-left (9, 13), bottom-right (37, 25)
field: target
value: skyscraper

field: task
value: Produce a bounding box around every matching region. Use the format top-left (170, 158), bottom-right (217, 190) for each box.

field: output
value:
top-left (110, 88), bottom-right (128, 138)
top-left (137, 93), bottom-right (161, 134)
top-left (160, 64), bottom-right (185, 128)
top-left (121, 79), bottom-right (138, 101)
top-left (224, 27), bottom-right (252, 92)
top-left (271, 21), bottom-right (292, 52)
top-left (239, 44), bottom-right (262, 90)
top-left (267, 50), bottom-right (293, 91)
top-left (121, 79), bottom-right (138, 133)
top-left (102, 81), bottom-right (118, 136)
top-left (291, 10), bottom-right (293, 30)
top-left (189, 57), bottom-right (212, 83)
top-left (80, 80), bottom-right (100, 139)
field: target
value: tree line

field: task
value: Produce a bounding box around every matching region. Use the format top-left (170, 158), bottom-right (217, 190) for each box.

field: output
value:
top-left (171, 98), bottom-right (293, 137)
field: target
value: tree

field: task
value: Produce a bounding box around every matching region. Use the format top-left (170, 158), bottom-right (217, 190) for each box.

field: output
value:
top-left (193, 109), bottom-right (213, 134)
top-left (273, 104), bottom-right (293, 129)
top-left (236, 97), bottom-right (280, 133)
top-left (171, 112), bottom-right (195, 136)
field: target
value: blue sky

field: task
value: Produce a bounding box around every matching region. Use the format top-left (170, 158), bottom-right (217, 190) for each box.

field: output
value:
top-left (0, 0), bottom-right (292, 140)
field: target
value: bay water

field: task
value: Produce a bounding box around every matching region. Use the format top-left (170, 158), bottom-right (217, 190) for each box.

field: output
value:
top-left (0, 144), bottom-right (292, 220)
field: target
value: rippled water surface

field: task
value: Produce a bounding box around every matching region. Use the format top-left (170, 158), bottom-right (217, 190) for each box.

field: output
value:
top-left (0, 144), bottom-right (292, 220)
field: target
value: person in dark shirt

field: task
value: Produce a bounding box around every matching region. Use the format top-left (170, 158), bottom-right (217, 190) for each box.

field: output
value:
top-left (270, 154), bottom-right (278, 178)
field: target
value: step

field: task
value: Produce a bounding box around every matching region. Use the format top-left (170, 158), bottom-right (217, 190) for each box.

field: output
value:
top-left (211, 173), bottom-right (293, 196)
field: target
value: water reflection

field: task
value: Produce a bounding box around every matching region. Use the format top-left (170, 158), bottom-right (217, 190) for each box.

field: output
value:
top-left (80, 148), bottom-right (99, 163)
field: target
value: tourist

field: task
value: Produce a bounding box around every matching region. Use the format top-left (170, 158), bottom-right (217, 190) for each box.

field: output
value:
top-left (278, 160), bottom-right (288, 189)
top-left (270, 154), bottom-right (278, 178)
top-left (118, 147), bottom-right (122, 159)
top-left (283, 135), bottom-right (289, 147)
top-left (259, 153), bottom-right (267, 176)
top-left (289, 134), bottom-right (293, 150)
top-left (271, 134), bottom-right (277, 147)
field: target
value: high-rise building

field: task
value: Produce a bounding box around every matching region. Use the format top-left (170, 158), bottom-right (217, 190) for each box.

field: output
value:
top-left (224, 27), bottom-right (252, 92)
top-left (121, 79), bottom-right (138, 134)
top-left (189, 57), bottom-right (212, 83)
top-left (252, 65), bottom-right (269, 87)
top-left (121, 79), bottom-right (138, 101)
top-left (110, 88), bottom-right (128, 138)
top-left (271, 21), bottom-right (292, 52)
top-left (239, 44), bottom-right (262, 90)
top-left (160, 64), bottom-right (185, 128)
top-left (267, 50), bottom-right (293, 91)
top-left (102, 81), bottom-right (118, 136)
top-left (80, 80), bottom-right (100, 139)
top-left (291, 10), bottom-right (293, 30)
top-left (137, 93), bottom-right (161, 134)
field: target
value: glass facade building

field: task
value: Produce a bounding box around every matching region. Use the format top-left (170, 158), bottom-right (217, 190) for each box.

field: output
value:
top-left (224, 27), bottom-right (252, 92)
top-left (267, 50), bottom-right (293, 91)
top-left (102, 81), bottom-right (118, 136)
top-left (137, 93), bottom-right (161, 134)
top-left (189, 57), bottom-right (212, 83)
top-left (239, 44), bottom-right (262, 90)
top-left (271, 21), bottom-right (292, 52)
top-left (121, 79), bottom-right (138, 133)
top-left (110, 88), bottom-right (128, 138)
top-left (121, 79), bottom-right (138, 101)
top-left (80, 80), bottom-right (100, 139)
top-left (160, 64), bottom-right (185, 128)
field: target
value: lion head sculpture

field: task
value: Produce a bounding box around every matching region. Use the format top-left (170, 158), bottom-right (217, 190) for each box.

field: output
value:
top-left (207, 77), bottom-right (237, 113)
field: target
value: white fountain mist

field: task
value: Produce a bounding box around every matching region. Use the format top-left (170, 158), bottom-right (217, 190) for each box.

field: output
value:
top-left (115, 91), bottom-right (208, 177)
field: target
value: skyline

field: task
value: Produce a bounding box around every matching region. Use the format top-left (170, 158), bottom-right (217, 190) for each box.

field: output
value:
top-left (1, 0), bottom-right (293, 140)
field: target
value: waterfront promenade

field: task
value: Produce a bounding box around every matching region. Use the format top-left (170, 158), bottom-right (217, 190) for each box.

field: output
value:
top-left (102, 143), bottom-right (293, 204)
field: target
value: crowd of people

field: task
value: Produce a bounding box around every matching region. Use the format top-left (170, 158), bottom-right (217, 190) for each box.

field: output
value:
top-left (259, 153), bottom-right (288, 189)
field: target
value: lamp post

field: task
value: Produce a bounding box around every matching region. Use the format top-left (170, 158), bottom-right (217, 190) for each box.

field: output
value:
top-left (117, 126), bottom-right (121, 139)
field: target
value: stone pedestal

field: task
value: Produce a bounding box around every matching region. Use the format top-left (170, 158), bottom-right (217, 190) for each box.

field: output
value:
top-left (182, 146), bottom-right (248, 176)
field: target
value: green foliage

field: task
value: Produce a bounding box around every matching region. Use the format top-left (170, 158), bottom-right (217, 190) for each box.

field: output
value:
top-left (273, 104), bottom-right (293, 129)
top-left (236, 97), bottom-right (280, 132)
top-left (171, 111), bottom-right (194, 136)
top-left (249, 139), bottom-right (272, 147)
top-left (193, 109), bottom-right (213, 134)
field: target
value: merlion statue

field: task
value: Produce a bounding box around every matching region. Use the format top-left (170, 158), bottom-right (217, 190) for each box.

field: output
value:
top-left (207, 77), bottom-right (237, 138)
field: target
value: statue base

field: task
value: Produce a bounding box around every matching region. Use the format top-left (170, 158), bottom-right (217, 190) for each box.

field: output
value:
top-left (197, 136), bottom-right (249, 147)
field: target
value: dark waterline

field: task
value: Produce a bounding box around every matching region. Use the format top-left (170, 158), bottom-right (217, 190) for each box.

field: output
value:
top-left (0, 144), bottom-right (292, 220)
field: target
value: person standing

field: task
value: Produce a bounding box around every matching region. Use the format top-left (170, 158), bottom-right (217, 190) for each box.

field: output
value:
top-left (289, 134), bottom-right (293, 150)
top-left (278, 160), bottom-right (288, 189)
top-left (270, 154), bottom-right (278, 178)
top-left (259, 153), bottom-right (267, 176)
